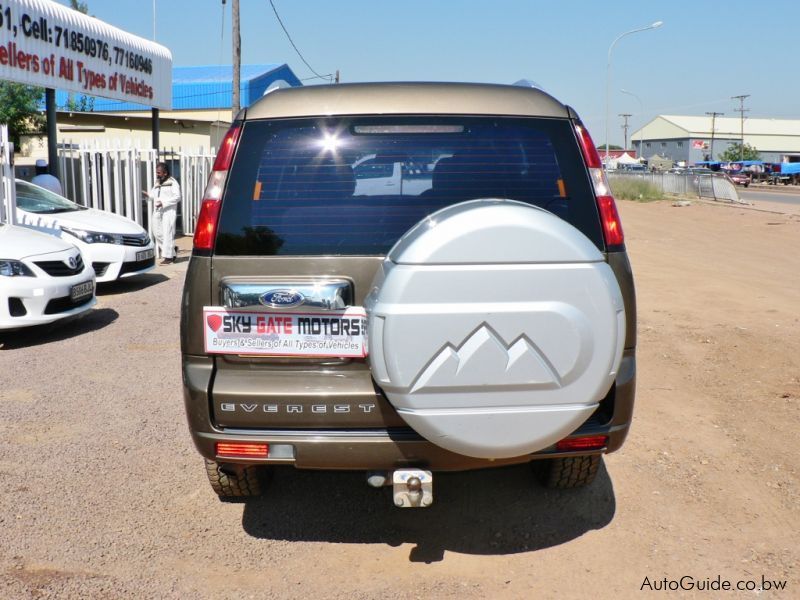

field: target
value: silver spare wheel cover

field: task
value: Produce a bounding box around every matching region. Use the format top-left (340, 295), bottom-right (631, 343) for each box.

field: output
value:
top-left (365, 199), bottom-right (626, 459)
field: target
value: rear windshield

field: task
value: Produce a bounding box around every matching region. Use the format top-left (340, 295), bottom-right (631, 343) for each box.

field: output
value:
top-left (216, 116), bottom-right (602, 255)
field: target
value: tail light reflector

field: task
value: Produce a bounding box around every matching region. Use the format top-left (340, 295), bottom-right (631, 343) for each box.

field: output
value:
top-left (193, 125), bottom-right (241, 251)
top-left (575, 124), bottom-right (603, 169)
top-left (575, 122), bottom-right (625, 249)
top-left (556, 435), bottom-right (609, 452)
top-left (596, 195), bottom-right (624, 247)
top-left (216, 442), bottom-right (269, 458)
top-left (193, 197), bottom-right (223, 250)
top-left (213, 125), bottom-right (241, 171)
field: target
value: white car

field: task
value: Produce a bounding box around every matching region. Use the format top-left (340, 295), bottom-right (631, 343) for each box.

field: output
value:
top-left (0, 222), bottom-right (96, 330)
top-left (15, 179), bottom-right (156, 283)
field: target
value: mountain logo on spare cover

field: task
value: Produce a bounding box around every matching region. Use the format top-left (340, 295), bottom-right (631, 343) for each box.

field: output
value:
top-left (409, 325), bottom-right (563, 393)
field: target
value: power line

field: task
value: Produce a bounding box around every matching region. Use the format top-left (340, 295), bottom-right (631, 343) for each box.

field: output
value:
top-left (705, 111), bottom-right (724, 161)
top-left (268, 0), bottom-right (331, 82)
top-left (300, 74), bottom-right (335, 82)
top-left (731, 94), bottom-right (750, 161)
top-left (619, 113), bottom-right (632, 151)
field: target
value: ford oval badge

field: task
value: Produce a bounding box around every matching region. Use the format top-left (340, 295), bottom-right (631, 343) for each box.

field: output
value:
top-left (259, 289), bottom-right (305, 308)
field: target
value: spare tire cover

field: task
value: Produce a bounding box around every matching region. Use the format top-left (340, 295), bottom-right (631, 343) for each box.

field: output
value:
top-left (365, 199), bottom-right (625, 459)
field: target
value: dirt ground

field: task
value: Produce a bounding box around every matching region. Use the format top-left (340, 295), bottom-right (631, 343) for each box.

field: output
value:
top-left (1, 197), bottom-right (798, 599)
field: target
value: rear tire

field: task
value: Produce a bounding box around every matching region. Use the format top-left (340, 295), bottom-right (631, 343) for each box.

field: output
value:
top-left (535, 455), bottom-right (601, 489)
top-left (204, 459), bottom-right (270, 501)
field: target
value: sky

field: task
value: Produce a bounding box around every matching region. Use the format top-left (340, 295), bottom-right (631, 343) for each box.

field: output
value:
top-left (62, 0), bottom-right (798, 148)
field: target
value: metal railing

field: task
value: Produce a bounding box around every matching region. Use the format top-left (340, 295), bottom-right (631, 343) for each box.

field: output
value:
top-left (608, 172), bottom-right (745, 204)
top-left (57, 141), bottom-right (216, 236)
top-left (0, 125), bottom-right (16, 224)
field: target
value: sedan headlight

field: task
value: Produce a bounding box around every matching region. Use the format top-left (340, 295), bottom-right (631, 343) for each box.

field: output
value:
top-left (0, 259), bottom-right (36, 277)
top-left (62, 226), bottom-right (123, 245)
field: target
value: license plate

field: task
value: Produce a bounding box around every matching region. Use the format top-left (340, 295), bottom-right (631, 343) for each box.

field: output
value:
top-left (136, 248), bottom-right (155, 261)
top-left (70, 280), bottom-right (94, 302)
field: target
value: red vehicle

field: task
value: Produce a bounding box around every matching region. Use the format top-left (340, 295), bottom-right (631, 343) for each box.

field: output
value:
top-left (727, 171), bottom-right (751, 187)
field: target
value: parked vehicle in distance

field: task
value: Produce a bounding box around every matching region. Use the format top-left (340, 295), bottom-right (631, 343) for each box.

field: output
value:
top-left (180, 82), bottom-right (637, 506)
top-left (14, 180), bottom-right (156, 283)
top-left (0, 222), bottom-right (96, 330)
top-left (618, 163), bottom-right (647, 172)
top-left (726, 171), bottom-right (751, 187)
top-left (352, 154), bottom-right (432, 196)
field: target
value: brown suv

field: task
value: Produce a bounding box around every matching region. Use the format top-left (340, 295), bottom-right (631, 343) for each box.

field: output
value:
top-left (180, 82), bottom-right (637, 506)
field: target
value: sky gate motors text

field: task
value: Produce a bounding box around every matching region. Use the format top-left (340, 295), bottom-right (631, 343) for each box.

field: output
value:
top-left (297, 316), bottom-right (363, 337)
top-left (221, 314), bottom-right (364, 336)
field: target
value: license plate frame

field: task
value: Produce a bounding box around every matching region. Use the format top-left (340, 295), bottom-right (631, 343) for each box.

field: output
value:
top-left (136, 248), bottom-right (155, 261)
top-left (70, 280), bottom-right (94, 302)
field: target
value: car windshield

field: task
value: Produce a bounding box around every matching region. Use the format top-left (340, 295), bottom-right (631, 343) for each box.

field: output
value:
top-left (15, 180), bottom-right (84, 214)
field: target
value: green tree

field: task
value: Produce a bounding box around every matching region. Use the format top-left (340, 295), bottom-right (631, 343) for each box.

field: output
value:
top-left (68, 0), bottom-right (89, 14)
top-left (0, 83), bottom-right (46, 146)
top-left (719, 143), bottom-right (760, 162)
top-left (598, 144), bottom-right (623, 151)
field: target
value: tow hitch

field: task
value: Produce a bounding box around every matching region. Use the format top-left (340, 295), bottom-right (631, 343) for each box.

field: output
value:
top-left (392, 469), bottom-right (433, 508)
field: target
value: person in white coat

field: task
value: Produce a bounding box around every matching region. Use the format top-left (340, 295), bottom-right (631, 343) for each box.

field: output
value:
top-left (143, 162), bottom-right (181, 265)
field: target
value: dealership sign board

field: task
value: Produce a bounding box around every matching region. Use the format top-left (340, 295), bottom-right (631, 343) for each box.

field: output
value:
top-left (0, 0), bottom-right (172, 109)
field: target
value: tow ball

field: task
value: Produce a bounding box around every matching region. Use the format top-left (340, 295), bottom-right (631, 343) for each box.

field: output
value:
top-left (392, 469), bottom-right (434, 508)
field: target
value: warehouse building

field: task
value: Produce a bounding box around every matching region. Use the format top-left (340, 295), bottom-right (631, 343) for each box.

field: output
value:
top-left (631, 115), bottom-right (800, 164)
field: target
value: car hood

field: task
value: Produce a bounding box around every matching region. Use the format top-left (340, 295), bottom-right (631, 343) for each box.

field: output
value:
top-left (0, 223), bottom-right (76, 259)
top-left (16, 206), bottom-right (146, 235)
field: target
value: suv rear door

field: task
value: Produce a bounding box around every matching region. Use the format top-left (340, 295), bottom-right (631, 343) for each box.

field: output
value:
top-left (186, 114), bottom-right (617, 449)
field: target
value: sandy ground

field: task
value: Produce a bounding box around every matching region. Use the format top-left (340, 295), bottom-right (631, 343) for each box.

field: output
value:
top-left (1, 197), bottom-right (798, 599)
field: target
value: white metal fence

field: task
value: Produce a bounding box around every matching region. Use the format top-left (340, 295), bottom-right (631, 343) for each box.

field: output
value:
top-left (57, 142), bottom-right (216, 236)
top-left (609, 172), bottom-right (745, 204)
top-left (0, 125), bottom-right (16, 225)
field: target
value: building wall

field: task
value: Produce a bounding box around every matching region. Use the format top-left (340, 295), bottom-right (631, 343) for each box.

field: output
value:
top-left (18, 112), bottom-right (219, 164)
top-left (634, 116), bottom-right (800, 164)
top-left (638, 139), bottom-right (689, 162)
top-left (635, 137), bottom-right (784, 164)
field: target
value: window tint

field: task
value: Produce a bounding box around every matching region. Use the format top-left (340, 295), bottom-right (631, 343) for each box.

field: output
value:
top-left (216, 116), bottom-right (602, 255)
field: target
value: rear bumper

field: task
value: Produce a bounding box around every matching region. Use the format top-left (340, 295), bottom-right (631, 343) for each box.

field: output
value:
top-left (183, 350), bottom-right (636, 471)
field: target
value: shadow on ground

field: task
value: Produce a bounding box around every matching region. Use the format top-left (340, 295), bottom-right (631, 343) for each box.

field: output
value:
top-left (96, 272), bottom-right (171, 296)
top-left (0, 307), bottom-right (119, 349)
top-left (241, 461), bottom-right (616, 562)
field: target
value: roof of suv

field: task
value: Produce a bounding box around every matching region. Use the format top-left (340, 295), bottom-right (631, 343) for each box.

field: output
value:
top-left (244, 82), bottom-right (572, 120)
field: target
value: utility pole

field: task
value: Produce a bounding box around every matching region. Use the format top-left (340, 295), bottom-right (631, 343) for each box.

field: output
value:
top-left (731, 94), bottom-right (750, 161)
top-left (619, 113), bottom-right (632, 152)
top-left (231, 0), bottom-right (240, 120)
top-left (705, 111), bottom-right (724, 161)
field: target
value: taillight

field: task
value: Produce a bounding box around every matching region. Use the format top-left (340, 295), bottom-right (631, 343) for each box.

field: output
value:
top-left (193, 125), bottom-right (241, 251)
top-left (575, 124), bottom-right (603, 169)
top-left (216, 442), bottom-right (269, 458)
top-left (556, 435), bottom-right (608, 452)
top-left (213, 125), bottom-right (241, 171)
top-left (193, 196), bottom-right (223, 250)
top-left (596, 195), bottom-right (624, 247)
top-left (575, 122), bottom-right (625, 250)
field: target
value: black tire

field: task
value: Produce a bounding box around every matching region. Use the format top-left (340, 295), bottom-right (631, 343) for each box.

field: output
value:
top-left (204, 459), bottom-right (269, 501)
top-left (534, 455), bottom-right (601, 489)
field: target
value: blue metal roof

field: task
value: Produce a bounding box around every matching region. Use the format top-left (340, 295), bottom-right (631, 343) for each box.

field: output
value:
top-left (54, 64), bottom-right (302, 112)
